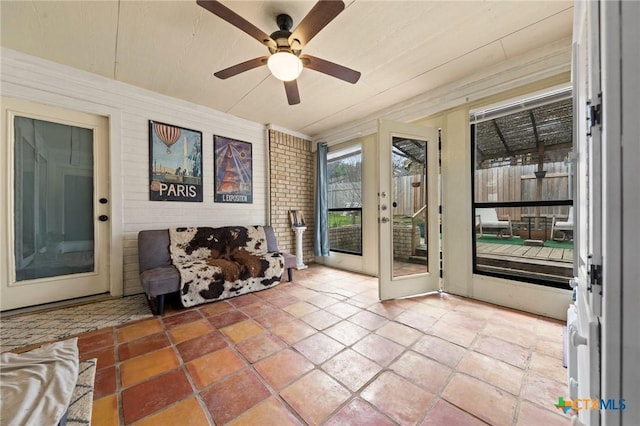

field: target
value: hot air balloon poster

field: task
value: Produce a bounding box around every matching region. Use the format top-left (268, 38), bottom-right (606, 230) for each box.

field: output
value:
top-left (149, 121), bottom-right (203, 202)
top-left (214, 135), bottom-right (252, 203)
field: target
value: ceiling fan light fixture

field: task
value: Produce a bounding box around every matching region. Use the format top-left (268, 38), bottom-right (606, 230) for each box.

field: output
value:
top-left (267, 51), bottom-right (303, 81)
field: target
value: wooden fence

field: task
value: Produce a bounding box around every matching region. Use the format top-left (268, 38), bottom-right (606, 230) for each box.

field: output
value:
top-left (393, 175), bottom-right (424, 217)
top-left (328, 182), bottom-right (361, 209)
top-left (329, 162), bottom-right (572, 221)
top-left (475, 162), bottom-right (572, 220)
top-left (392, 163), bottom-right (572, 220)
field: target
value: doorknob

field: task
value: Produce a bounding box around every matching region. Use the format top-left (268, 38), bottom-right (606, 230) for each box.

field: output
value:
top-left (98, 215), bottom-right (109, 222)
top-left (570, 326), bottom-right (587, 347)
top-left (381, 217), bottom-right (389, 223)
top-left (569, 377), bottom-right (579, 399)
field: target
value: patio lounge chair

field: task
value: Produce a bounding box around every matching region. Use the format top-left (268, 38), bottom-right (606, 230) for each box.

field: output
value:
top-left (475, 208), bottom-right (512, 237)
top-left (551, 206), bottom-right (574, 241)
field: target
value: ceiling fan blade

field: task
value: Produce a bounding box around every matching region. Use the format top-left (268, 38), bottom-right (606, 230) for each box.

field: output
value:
top-left (213, 56), bottom-right (268, 79)
top-left (284, 80), bottom-right (301, 105)
top-left (289, 0), bottom-right (345, 48)
top-left (300, 54), bottom-right (361, 84)
top-left (197, 0), bottom-right (275, 48)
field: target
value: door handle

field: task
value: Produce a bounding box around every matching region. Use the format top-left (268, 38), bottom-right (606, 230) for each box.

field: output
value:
top-left (569, 377), bottom-right (579, 399)
top-left (381, 217), bottom-right (389, 223)
top-left (569, 326), bottom-right (587, 347)
top-left (98, 215), bottom-right (109, 222)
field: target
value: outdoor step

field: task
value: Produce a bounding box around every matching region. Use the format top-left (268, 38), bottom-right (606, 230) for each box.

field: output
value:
top-left (477, 263), bottom-right (570, 285)
top-left (476, 253), bottom-right (572, 278)
top-left (407, 255), bottom-right (427, 265)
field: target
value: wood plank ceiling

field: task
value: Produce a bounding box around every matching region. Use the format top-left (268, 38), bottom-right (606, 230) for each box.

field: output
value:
top-left (0, 1), bottom-right (574, 138)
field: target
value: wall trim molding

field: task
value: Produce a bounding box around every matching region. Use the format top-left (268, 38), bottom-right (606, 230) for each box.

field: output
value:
top-left (266, 124), bottom-right (312, 142)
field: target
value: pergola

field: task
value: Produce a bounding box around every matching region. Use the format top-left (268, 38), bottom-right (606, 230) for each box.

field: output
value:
top-left (474, 97), bottom-right (573, 169)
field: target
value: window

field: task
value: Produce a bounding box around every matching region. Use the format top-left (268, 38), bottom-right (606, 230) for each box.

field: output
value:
top-left (471, 89), bottom-right (573, 288)
top-left (327, 145), bottom-right (362, 255)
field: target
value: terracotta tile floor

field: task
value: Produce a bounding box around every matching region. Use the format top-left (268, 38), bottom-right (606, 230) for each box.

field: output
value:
top-left (72, 264), bottom-right (571, 425)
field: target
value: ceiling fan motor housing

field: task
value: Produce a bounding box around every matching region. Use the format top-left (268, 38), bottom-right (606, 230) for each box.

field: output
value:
top-left (276, 14), bottom-right (293, 31)
top-left (270, 14), bottom-right (299, 54)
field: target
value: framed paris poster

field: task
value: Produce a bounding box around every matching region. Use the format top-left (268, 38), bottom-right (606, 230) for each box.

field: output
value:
top-left (149, 120), bottom-right (203, 202)
top-left (214, 135), bottom-right (253, 203)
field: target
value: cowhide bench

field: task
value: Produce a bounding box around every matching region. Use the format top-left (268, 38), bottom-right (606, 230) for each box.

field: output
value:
top-left (137, 226), bottom-right (296, 315)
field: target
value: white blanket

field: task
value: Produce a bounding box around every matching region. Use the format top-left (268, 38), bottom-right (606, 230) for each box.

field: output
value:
top-left (1, 338), bottom-right (79, 426)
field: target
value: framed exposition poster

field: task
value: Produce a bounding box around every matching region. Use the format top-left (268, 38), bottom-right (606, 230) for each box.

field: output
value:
top-left (214, 135), bottom-right (253, 203)
top-left (149, 121), bottom-right (202, 202)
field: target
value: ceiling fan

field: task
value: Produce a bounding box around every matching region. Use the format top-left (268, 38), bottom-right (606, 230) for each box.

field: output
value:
top-left (196, 0), bottom-right (361, 105)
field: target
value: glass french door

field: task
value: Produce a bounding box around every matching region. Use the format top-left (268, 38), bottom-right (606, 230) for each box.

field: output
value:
top-left (378, 119), bottom-right (440, 300)
top-left (1, 98), bottom-right (110, 311)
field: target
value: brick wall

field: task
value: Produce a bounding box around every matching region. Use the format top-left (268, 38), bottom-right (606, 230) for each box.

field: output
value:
top-left (393, 225), bottom-right (420, 260)
top-left (329, 225), bottom-right (361, 253)
top-left (269, 130), bottom-right (315, 263)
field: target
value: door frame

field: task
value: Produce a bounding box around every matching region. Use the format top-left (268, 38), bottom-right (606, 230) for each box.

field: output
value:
top-left (1, 97), bottom-right (113, 311)
top-left (378, 119), bottom-right (440, 300)
top-left (314, 136), bottom-right (379, 277)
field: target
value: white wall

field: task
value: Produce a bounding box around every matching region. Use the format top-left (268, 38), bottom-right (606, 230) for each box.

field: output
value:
top-left (413, 77), bottom-right (573, 320)
top-left (1, 48), bottom-right (269, 296)
top-left (601, 1), bottom-right (640, 423)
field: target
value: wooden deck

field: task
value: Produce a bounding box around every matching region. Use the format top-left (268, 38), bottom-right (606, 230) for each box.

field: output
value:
top-left (477, 242), bottom-right (573, 262)
top-left (391, 242), bottom-right (574, 284)
top-left (476, 242), bottom-right (573, 283)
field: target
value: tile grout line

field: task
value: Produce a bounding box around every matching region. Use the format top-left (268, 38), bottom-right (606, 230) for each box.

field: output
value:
top-left (22, 265), bottom-right (571, 425)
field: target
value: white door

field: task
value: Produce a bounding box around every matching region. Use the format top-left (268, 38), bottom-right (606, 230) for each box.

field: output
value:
top-left (1, 98), bottom-right (110, 311)
top-left (378, 119), bottom-right (440, 300)
top-left (569, 1), bottom-right (602, 424)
